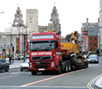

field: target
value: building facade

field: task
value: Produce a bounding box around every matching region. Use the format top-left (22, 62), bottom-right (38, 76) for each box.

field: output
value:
top-left (39, 6), bottom-right (61, 33)
top-left (12, 7), bottom-right (28, 55)
top-left (26, 9), bottom-right (38, 41)
top-left (48, 6), bottom-right (61, 32)
top-left (0, 7), bottom-right (29, 57)
top-left (99, 0), bottom-right (102, 51)
top-left (81, 18), bottom-right (99, 52)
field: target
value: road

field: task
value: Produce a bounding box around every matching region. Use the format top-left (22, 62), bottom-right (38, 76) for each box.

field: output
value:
top-left (0, 57), bottom-right (102, 89)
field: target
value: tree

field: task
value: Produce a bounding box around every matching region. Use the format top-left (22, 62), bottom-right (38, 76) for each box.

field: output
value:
top-left (95, 48), bottom-right (99, 56)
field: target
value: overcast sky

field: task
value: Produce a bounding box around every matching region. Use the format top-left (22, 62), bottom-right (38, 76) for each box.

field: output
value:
top-left (0, 0), bottom-right (100, 37)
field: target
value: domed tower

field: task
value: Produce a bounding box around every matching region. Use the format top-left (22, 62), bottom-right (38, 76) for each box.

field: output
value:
top-left (12, 7), bottom-right (25, 27)
top-left (48, 6), bottom-right (61, 32)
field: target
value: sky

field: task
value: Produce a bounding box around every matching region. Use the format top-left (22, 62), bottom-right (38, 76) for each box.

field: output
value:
top-left (0, 0), bottom-right (100, 37)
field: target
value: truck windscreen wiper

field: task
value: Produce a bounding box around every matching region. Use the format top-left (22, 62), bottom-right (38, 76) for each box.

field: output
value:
top-left (30, 48), bottom-right (41, 51)
top-left (42, 47), bottom-right (53, 51)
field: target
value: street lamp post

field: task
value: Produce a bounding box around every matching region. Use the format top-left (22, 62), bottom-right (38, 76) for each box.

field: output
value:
top-left (8, 23), bottom-right (13, 56)
top-left (24, 23), bottom-right (28, 58)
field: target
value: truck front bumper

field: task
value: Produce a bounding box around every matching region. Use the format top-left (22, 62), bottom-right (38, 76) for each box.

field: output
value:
top-left (29, 61), bottom-right (58, 71)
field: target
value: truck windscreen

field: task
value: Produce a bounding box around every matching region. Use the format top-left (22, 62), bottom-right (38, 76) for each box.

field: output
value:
top-left (30, 41), bottom-right (55, 51)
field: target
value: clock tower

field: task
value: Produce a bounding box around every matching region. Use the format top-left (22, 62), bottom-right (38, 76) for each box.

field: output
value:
top-left (12, 6), bottom-right (26, 55)
top-left (48, 6), bottom-right (61, 32)
top-left (12, 7), bottom-right (25, 27)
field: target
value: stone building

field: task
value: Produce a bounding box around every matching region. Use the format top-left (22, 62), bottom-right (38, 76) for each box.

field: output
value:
top-left (12, 6), bottom-right (28, 55)
top-left (0, 7), bottom-right (28, 57)
top-left (26, 9), bottom-right (38, 41)
top-left (39, 6), bottom-right (61, 33)
top-left (48, 6), bottom-right (61, 32)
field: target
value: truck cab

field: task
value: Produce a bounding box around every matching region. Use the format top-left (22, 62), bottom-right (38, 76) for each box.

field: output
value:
top-left (26, 32), bottom-right (62, 74)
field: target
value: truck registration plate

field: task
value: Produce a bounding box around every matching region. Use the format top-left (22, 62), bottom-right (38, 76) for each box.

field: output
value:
top-left (38, 68), bottom-right (45, 71)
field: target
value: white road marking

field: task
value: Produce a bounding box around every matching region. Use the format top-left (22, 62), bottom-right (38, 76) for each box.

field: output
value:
top-left (0, 75), bottom-right (19, 79)
top-left (21, 69), bottom-right (84, 87)
top-left (11, 72), bottom-right (23, 74)
top-left (87, 73), bottom-right (102, 89)
top-left (20, 86), bottom-right (87, 88)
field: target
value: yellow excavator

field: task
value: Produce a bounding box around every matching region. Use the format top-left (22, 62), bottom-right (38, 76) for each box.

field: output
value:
top-left (61, 31), bottom-right (79, 54)
top-left (60, 31), bottom-right (88, 70)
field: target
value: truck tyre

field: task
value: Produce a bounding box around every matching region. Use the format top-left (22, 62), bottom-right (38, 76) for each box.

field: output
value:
top-left (68, 62), bottom-right (71, 72)
top-left (65, 63), bottom-right (69, 72)
top-left (31, 71), bottom-right (37, 75)
top-left (56, 64), bottom-right (62, 74)
top-left (86, 64), bottom-right (88, 68)
top-left (84, 63), bottom-right (88, 68)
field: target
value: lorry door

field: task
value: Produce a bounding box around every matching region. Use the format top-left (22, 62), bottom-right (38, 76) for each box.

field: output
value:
top-left (55, 41), bottom-right (61, 61)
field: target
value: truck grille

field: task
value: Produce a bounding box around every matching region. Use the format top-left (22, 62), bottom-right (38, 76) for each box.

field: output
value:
top-left (32, 56), bottom-right (51, 60)
top-left (33, 62), bottom-right (50, 68)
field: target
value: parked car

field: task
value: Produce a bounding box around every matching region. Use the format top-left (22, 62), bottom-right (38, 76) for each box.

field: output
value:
top-left (20, 59), bottom-right (29, 71)
top-left (16, 55), bottom-right (24, 60)
top-left (25, 55), bottom-right (29, 59)
top-left (87, 54), bottom-right (99, 63)
top-left (0, 58), bottom-right (9, 72)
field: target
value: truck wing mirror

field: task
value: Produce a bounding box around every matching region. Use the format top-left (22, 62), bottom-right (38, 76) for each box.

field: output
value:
top-left (58, 47), bottom-right (60, 50)
top-left (58, 42), bottom-right (60, 47)
top-left (26, 43), bottom-right (28, 51)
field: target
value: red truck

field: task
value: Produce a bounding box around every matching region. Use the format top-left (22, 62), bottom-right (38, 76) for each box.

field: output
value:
top-left (26, 31), bottom-right (88, 75)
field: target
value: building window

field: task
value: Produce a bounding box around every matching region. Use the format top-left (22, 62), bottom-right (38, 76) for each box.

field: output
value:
top-left (91, 38), bottom-right (92, 40)
top-left (17, 12), bottom-right (19, 14)
top-left (94, 37), bottom-right (96, 40)
top-left (94, 43), bottom-right (96, 45)
top-left (30, 21), bottom-right (32, 23)
top-left (90, 43), bottom-right (92, 45)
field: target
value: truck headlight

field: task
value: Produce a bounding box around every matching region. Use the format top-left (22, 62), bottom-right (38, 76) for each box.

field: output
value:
top-left (29, 63), bottom-right (32, 68)
top-left (51, 62), bottom-right (54, 67)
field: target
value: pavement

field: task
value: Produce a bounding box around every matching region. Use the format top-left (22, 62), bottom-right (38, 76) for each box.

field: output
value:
top-left (5, 58), bottom-right (102, 88)
top-left (6, 58), bottom-right (23, 69)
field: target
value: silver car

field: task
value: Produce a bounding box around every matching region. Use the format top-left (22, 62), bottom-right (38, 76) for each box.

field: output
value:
top-left (20, 59), bottom-right (29, 71)
top-left (88, 55), bottom-right (99, 63)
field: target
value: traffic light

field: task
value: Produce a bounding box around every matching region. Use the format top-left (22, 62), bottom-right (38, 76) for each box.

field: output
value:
top-left (2, 49), bottom-right (5, 52)
top-left (12, 47), bottom-right (14, 52)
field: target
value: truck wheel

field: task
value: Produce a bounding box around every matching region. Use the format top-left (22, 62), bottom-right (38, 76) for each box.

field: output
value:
top-left (65, 63), bottom-right (69, 72)
top-left (56, 64), bottom-right (61, 74)
top-left (68, 62), bottom-right (71, 72)
top-left (85, 63), bottom-right (88, 68)
top-left (31, 71), bottom-right (37, 75)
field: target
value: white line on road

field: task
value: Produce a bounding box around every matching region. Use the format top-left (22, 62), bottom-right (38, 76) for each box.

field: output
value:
top-left (0, 75), bottom-right (19, 79)
top-left (21, 69), bottom-right (84, 87)
top-left (20, 85), bottom-right (87, 88)
top-left (11, 72), bottom-right (23, 74)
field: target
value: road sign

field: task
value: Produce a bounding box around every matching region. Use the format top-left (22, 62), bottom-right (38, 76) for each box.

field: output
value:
top-left (1, 46), bottom-right (3, 49)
